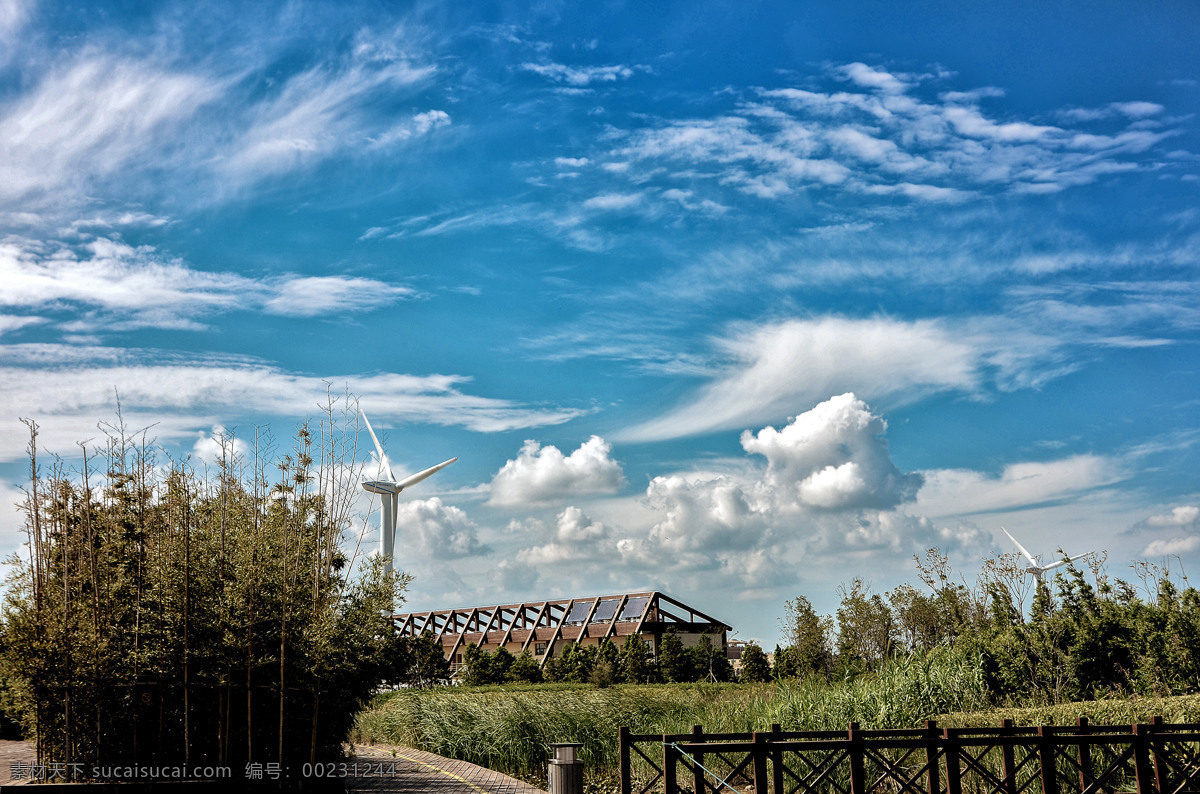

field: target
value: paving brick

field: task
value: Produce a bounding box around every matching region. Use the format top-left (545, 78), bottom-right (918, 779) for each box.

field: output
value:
top-left (0, 740), bottom-right (549, 794)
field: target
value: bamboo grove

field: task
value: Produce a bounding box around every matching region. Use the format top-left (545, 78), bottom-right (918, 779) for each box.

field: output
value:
top-left (1, 400), bottom-right (416, 773)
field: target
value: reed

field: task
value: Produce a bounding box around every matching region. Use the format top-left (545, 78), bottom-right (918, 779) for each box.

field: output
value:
top-left (354, 647), bottom-right (988, 777)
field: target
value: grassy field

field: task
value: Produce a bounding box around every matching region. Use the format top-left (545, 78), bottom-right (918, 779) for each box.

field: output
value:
top-left (353, 648), bottom-right (992, 777)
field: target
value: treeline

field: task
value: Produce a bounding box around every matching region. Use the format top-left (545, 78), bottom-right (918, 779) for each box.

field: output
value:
top-left (458, 629), bottom-right (732, 686)
top-left (743, 549), bottom-right (1200, 705)
top-left (0, 406), bottom-right (448, 772)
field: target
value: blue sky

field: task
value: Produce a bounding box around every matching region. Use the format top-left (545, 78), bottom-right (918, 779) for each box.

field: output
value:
top-left (2, 0), bottom-right (1199, 645)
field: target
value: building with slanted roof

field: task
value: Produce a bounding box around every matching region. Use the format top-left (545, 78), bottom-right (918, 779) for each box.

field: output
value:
top-left (393, 590), bottom-right (731, 674)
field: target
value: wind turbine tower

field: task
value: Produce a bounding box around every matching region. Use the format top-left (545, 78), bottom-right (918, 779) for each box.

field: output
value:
top-left (360, 409), bottom-right (457, 589)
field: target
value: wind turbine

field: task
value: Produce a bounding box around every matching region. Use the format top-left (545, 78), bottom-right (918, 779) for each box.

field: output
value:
top-left (360, 409), bottom-right (457, 588)
top-left (1001, 527), bottom-right (1092, 583)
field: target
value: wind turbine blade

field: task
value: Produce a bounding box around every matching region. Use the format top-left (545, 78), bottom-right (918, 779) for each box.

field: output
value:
top-left (360, 409), bottom-right (396, 482)
top-left (1001, 527), bottom-right (1039, 566)
top-left (396, 457), bottom-right (458, 490)
top-left (1040, 559), bottom-right (1072, 573)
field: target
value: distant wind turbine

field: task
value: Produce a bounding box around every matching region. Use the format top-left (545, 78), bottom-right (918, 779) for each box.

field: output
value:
top-left (360, 409), bottom-right (457, 598)
top-left (1001, 527), bottom-right (1092, 583)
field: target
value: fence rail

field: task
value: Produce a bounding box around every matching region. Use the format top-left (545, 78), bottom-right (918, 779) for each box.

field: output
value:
top-left (618, 718), bottom-right (1200, 794)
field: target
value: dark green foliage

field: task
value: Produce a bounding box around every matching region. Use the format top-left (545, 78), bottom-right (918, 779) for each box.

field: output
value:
top-left (507, 650), bottom-right (543, 684)
top-left (657, 628), bottom-right (695, 683)
top-left (776, 552), bottom-right (1200, 708)
top-left (739, 642), bottom-right (771, 683)
top-left (617, 634), bottom-right (653, 684)
top-left (2, 410), bottom-right (410, 773)
top-left (408, 630), bottom-right (452, 688)
top-left (691, 634), bottom-right (733, 682)
top-left (780, 595), bottom-right (833, 679)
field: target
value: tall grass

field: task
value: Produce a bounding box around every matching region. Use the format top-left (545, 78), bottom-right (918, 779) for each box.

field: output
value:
top-left (354, 647), bottom-right (988, 777)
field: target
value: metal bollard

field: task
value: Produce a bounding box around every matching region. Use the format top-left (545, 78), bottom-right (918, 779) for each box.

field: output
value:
top-left (548, 742), bottom-right (584, 794)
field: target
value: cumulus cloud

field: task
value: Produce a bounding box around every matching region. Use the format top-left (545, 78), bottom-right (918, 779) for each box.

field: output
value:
top-left (516, 506), bottom-right (612, 565)
top-left (1142, 536), bottom-right (1200, 557)
top-left (487, 436), bottom-right (624, 507)
top-left (191, 425), bottom-right (251, 467)
top-left (1145, 505), bottom-right (1200, 528)
top-left (392, 497), bottom-right (489, 559)
top-left (742, 393), bottom-right (923, 511)
top-left (612, 395), bottom-right (929, 578)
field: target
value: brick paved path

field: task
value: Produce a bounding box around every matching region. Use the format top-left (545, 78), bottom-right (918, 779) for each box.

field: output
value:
top-left (0, 741), bottom-right (34, 784)
top-left (0, 740), bottom-right (547, 793)
top-left (349, 743), bottom-right (547, 794)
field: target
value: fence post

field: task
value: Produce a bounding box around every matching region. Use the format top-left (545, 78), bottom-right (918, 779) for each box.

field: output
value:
top-left (1001, 719), bottom-right (1017, 794)
top-left (1038, 726), bottom-right (1059, 794)
top-left (926, 720), bottom-right (941, 794)
top-left (693, 725), bottom-right (705, 794)
top-left (942, 727), bottom-right (962, 794)
top-left (1150, 715), bottom-right (1166, 794)
top-left (1133, 723), bottom-right (1154, 794)
top-left (772, 723), bottom-right (784, 794)
top-left (664, 736), bottom-right (678, 794)
top-left (619, 727), bottom-right (631, 794)
top-left (849, 722), bottom-right (866, 794)
top-left (1076, 717), bottom-right (1091, 793)
top-left (753, 731), bottom-right (769, 794)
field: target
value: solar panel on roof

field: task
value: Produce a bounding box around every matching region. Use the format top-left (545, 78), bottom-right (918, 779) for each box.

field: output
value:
top-left (620, 596), bottom-right (649, 621)
top-left (590, 598), bottom-right (621, 622)
top-left (564, 599), bottom-right (595, 624)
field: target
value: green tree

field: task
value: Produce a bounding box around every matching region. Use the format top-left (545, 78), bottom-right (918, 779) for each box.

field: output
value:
top-left (835, 579), bottom-right (895, 673)
top-left (617, 634), bottom-right (652, 684)
top-left (2, 405), bottom-right (409, 772)
top-left (658, 628), bottom-right (695, 682)
top-left (781, 595), bottom-right (833, 678)
top-left (738, 642), bottom-right (771, 683)
top-left (507, 650), bottom-right (543, 684)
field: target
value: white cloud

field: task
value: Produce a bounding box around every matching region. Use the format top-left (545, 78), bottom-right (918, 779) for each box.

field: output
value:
top-left (0, 236), bottom-right (419, 328)
top-left (393, 497), bottom-right (489, 559)
top-left (261, 276), bottom-right (418, 317)
top-left (0, 348), bottom-right (585, 461)
top-left (582, 192), bottom-right (644, 211)
top-left (620, 317), bottom-right (980, 441)
top-left (371, 110), bottom-right (451, 148)
top-left (0, 55), bottom-right (223, 210)
top-left (220, 58), bottom-right (435, 187)
top-left (1145, 505), bottom-right (1200, 528)
top-left (521, 62), bottom-right (636, 86)
top-left (916, 455), bottom-right (1125, 518)
top-left (599, 62), bottom-right (1176, 208)
top-left (191, 425), bottom-right (252, 468)
top-left (516, 506), bottom-right (612, 565)
top-left (742, 394), bottom-right (923, 511)
top-left (1142, 536), bottom-right (1200, 557)
top-left (487, 435), bottom-right (624, 507)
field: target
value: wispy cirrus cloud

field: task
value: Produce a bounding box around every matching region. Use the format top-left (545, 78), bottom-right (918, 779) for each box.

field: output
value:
top-left (0, 346), bottom-right (586, 461)
top-left (0, 23), bottom-right (447, 219)
top-left (590, 62), bottom-right (1178, 210)
top-left (520, 61), bottom-right (640, 86)
top-left (0, 236), bottom-right (418, 331)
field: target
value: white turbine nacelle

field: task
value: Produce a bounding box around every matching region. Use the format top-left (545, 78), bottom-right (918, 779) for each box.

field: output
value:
top-left (1001, 527), bottom-right (1091, 583)
top-left (359, 409), bottom-right (456, 600)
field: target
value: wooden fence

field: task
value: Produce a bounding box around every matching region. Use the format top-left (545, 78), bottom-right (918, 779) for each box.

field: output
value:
top-left (618, 718), bottom-right (1200, 794)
